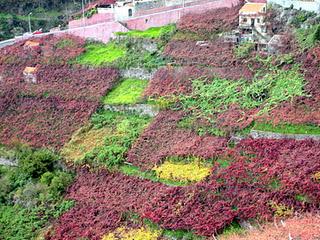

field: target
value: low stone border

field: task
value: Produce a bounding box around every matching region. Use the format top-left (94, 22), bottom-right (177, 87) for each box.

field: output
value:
top-left (0, 158), bottom-right (18, 167)
top-left (104, 104), bottom-right (159, 117)
top-left (120, 68), bottom-right (155, 80)
top-left (250, 130), bottom-right (320, 141)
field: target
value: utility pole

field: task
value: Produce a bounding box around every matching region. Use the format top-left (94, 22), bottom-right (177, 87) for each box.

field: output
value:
top-left (82, 0), bottom-right (85, 27)
top-left (28, 12), bottom-right (32, 33)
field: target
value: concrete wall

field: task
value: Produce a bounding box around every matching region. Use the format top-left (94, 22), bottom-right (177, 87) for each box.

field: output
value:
top-left (64, 0), bottom-right (240, 42)
top-left (135, 0), bottom-right (166, 11)
top-left (69, 13), bottom-right (115, 29)
top-left (268, 0), bottom-right (320, 13)
top-left (68, 21), bottom-right (129, 42)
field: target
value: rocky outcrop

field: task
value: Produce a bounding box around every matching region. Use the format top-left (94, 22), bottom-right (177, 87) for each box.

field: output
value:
top-left (120, 68), bottom-right (155, 80)
top-left (0, 158), bottom-right (18, 167)
top-left (250, 130), bottom-right (320, 141)
top-left (104, 104), bottom-right (159, 117)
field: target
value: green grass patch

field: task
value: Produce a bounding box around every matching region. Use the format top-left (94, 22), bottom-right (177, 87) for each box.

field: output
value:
top-left (218, 221), bottom-right (246, 238)
top-left (103, 78), bottom-right (148, 105)
top-left (253, 122), bottom-right (320, 135)
top-left (116, 25), bottom-right (176, 39)
top-left (63, 110), bottom-right (151, 168)
top-left (217, 159), bottom-right (231, 169)
top-left (269, 178), bottom-right (281, 190)
top-left (295, 194), bottom-right (310, 203)
top-left (75, 42), bottom-right (126, 66)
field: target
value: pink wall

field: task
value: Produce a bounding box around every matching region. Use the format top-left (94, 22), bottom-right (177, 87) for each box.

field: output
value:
top-left (69, 13), bottom-right (114, 29)
top-left (125, 0), bottom-right (240, 31)
top-left (66, 0), bottom-right (240, 42)
top-left (68, 21), bottom-right (128, 42)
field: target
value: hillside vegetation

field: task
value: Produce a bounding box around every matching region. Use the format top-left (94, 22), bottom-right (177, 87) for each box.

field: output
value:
top-left (0, 0), bottom-right (80, 40)
top-left (0, 2), bottom-right (319, 240)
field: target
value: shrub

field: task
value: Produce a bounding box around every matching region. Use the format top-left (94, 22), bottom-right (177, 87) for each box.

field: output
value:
top-left (13, 182), bottom-right (48, 208)
top-left (0, 201), bottom-right (74, 240)
top-left (48, 171), bottom-right (73, 198)
top-left (234, 42), bottom-right (255, 59)
top-left (295, 24), bottom-right (320, 49)
top-left (17, 147), bottom-right (58, 179)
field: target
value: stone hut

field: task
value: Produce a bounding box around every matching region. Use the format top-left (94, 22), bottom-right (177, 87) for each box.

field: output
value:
top-left (23, 67), bottom-right (38, 84)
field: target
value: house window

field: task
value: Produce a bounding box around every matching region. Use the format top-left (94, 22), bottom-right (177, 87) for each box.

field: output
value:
top-left (145, 19), bottom-right (148, 23)
top-left (243, 18), bottom-right (247, 22)
top-left (128, 9), bottom-right (133, 17)
top-left (251, 18), bottom-right (255, 26)
top-left (257, 18), bottom-right (260, 23)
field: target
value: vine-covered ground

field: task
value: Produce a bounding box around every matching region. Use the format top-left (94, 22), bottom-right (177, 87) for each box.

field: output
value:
top-left (1, 1), bottom-right (320, 240)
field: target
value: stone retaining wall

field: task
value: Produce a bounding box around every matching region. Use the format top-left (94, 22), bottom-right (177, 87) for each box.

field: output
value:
top-left (0, 158), bottom-right (18, 167)
top-left (120, 68), bottom-right (156, 80)
top-left (104, 104), bottom-right (159, 117)
top-left (250, 130), bottom-right (320, 141)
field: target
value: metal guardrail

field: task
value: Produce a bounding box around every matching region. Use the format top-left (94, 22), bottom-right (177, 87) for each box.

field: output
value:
top-left (0, 39), bottom-right (16, 49)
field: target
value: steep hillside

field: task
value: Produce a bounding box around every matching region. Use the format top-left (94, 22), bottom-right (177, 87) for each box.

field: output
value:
top-left (0, 3), bottom-right (319, 240)
top-left (0, 0), bottom-right (80, 40)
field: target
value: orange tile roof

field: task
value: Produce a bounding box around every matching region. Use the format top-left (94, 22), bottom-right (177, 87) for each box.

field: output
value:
top-left (23, 67), bottom-right (37, 74)
top-left (24, 40), bottom-right (40, 48)
top-left (239, 3), bottom-right (266, 14)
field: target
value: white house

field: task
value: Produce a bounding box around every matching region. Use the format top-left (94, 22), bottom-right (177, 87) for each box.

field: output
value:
top-left (239, 2), bottom-right (269, 43)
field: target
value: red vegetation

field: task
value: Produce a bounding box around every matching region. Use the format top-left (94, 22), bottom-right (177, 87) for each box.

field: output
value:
top-left (163, 40), bottom-right (253, 79)
top-left (0, 96), bottom-right (97, 149)
top-left (0, 35), bottom-right (120, 148)
top-left (144, 65), bottom-right (252, 98)
top-left (144, 139), bottom-right (320, 236)
top-left (127, 110), bottom-right (229, 170)
top-left (216, 104), bottom-right (258, 132)
top-left (144, 66), bottom-right (208, 97)
top-left (47, 170), bottom-right (170, 240)
top-left (221, 214), bottom-right (320, 240)
top-left (178, 3), bottom-right (243, 34)
top-left (49, 138), bottom-right (320, 238)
